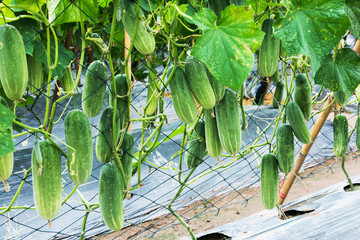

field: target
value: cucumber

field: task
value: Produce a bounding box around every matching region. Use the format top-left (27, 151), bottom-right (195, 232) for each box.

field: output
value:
top-left (82, 60), bottom-right (108, 117)
top-left (185, 55), bottom-right (216, 110)
top-left (333, 114), bottom-right (348, 157)
top-left (145, 78), bottom-right (160, 116)
top-left (258, 19), bottom-right (280, 78)
top-left (32, 140), bottom-right (62, 221)
top-left (204, 109), bottom-right (223, 158)
top-left (205, 67), bottom-right (225, 104)
top-left (109, 74), bottom-right (130, 129)
top-left (276, 125), bottom-right (294, 174)
top-left (294, 74), bottom-right (312, 120)
top-left (27, 55), bottom-right (44, 95)
top-left (261, 153), bottom-right (279, 209)
top-left (334, 90), bottom-right (348, 106)
top-left (96, 106), bottom-right (120, 163)
top-left (272, 81), bottom-right (284, 109)
top-left (118, 132), bottom-right (134, 188)
top-left (0, 24), bottom-right (28, 100)
top-left (168, 66), bottom-right (198, 124)
top-left (271, 64), bottom-right (280, 83)
top-left (286, 101), bottom-right (311, 144)
top-left (61, 67), bottom-right (75, 92)
top-left (123, 2), bottom-right (155, 55)
top-left (185, 121), bottom-right (207, 168)
top-left (99, 163), bottom-right (124, 231)
top-left (215, 89), bottom-right (242, 155)
top-left (0, 152), bottom-right (13, 192)
top-left (64, 110), bottom-right (93, 184)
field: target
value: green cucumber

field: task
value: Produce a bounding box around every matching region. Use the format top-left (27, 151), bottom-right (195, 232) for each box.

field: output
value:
top-left (258, 19), bottom-right (280, 78)
top-left (185, 56), bottom-right (216, 109)
top-left (118, 132), bottom-right (134, 188)
top-left (96, 106), bottom-right (120, 163)
top-left (145, 78), bottom-right (160, 116)
top-left (334, 90), bottom-right (348, 106)
top-left (204, 109), bottom-right (223, 158)
top-left (82, 60), bottom-right (108, 117)
top-left (109, 74), bottom-right (130, 130)
top-left (215, 89), bottom-right (242, 155)
top-left (205, 67), bottom-right (225, 104)
top-left (0, 152), bottom-right (13, 192)
top-left (272, 81), bottom-right (284, 109)
top-left (27, 55), bottom-right (43, 95)
top-left (276, 125), bottom-right (294, 174)
top-left (0, 24), bottom-right (28, 100)
top-left (168, 66), bottom-right (198, 124)
top-left (185, 121), bottom-right (207, 168)
top-left (286, 102), bottom-right (311, 144)
top-left (65, 110), bottom-right (93, 184)
top-left (261, 153), bottom-right (279, 209)
top-left (294, 74), bottom-right (312, 120)
top-left (271, 64), bottom-right (280, 83)
top-left (123, 3), bottom-right (155, 55)
top-left (61, 67), bottom-right (75, 92)
top-left (333, 114), bottom-right (348, 157)
top-left (32, 140), bottom-right (62, 221)
top-left (99, 163), bottom-right (124, 231)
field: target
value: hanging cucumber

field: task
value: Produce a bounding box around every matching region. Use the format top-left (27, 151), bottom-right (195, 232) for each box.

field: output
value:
top-left (215, 89), bottom-right (242, 155)
top-left (204, 109), bottom-right (223, 158)
top-left (333, 114), bottom-right (348, 157)
top-left (27, 55), bottom-right (44, 95)
top-left (117, 132), bottom-right (134, 188)
top-left (185, 121), bottom-right (207, 168)
top-left (272, 81), bottom-right (284, 109)
top-left (185, 55), bottom-right (216, 110)
top-left (109, 74), bottom-right (130, 130)
top-left (145, 78), bottom-right (160, 116)
top-left (261, 153), bottom-right (279, 209)
top-left (122, 2), bottom-right (155, 55)
top-left (276, 125), bottom-right (294, 174)
top-left (286, 102), bottom-right (311, 144)
top-left (61, 67), bottom-right (75, 92)
top-left (356, 116), bottom-right (360, 150)
top-left (205, 67), bottom-right (225, 104)
top-left (258, 19), bottom-right (280, 78)
top-left (294, 74), bottom-right (312, 120)
top-left (168, 66), bottom-right (198, 124)
top-left (0, 24), bottom-right (28, 100)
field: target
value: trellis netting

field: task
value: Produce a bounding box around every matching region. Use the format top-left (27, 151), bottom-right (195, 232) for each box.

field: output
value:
top-left (1, 1), bottom-right (360, 240)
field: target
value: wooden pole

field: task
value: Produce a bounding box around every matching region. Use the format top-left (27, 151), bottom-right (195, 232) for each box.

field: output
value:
top-left (278, 94), bottom-right (335, 205)
top-left (354, 39), bottom-right (360, 55)
top-left (124, 30), bottom-right (132, 133)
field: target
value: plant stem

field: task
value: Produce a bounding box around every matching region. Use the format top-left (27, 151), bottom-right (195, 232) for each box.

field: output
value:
top-left (342, 155), bottom-right (354, 191)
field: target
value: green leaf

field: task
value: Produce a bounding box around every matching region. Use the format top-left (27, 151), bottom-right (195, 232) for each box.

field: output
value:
top-left (247, 0), bottom-right (269, 13)
top-left (15, 96), bottom-right (34, 108)
top-left (0, 1), bottom-right (16, 25)
top-left (192, 5), bottom-right (264, 91)
top-left (98, 0), bottom-right (111, 8)
top-left (9, 18), bottom-right (39, 55)
top-left (344, 0), bottom-right (360, 39)
top-left (273, 0), bottom-right (350, 74)
top-left (14, 0), bottom-right (46, 12)
top-left (0, 103), bottom-right (15, 157)
top-left (33, 39), bottom-right (75, 80)
top-left (48, 0), bottom-right (99, 26)
top-left (314, 48), bottom-right (360, 100)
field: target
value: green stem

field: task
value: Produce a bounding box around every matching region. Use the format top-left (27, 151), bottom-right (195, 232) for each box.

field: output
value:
top-left (178, 123), bottom-right (187, 183)
top-left (240, 84), bottom-right (246, 130)
top-left (0, 167), bottom-right (32, 215)
top-left (62, 184), bottom-right (79, 205)
top-left (80, 212), bottom-right (90, 240)
top-left (342, 155), bottom-right (354, 191)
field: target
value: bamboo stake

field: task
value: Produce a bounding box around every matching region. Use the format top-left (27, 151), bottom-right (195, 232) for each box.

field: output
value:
top-left (124, 30), bottom-right (132, 133)
top-left (278, 94), bottom-right (335, 205)
top-left (354, 39), bottom-right (360, 55)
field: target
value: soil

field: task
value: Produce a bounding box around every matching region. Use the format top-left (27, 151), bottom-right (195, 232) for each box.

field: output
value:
top-left (99, 154), bottom-right (360, 240)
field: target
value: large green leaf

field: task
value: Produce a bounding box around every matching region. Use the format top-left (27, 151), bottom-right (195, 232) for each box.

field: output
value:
top-left (0, 103), bottom-right (15, 157)
top-left (314, 48), bottom-right (360, 99)
top-left (9, 18), bottom-right (39, 55)
top-left (48, 0), bottom-right (99, 25)
top-left (14, 0), bottom-right (46, 12)
top-left (33, 39), bottom-right (75, 79)
top-left (273, 0), bottom-right (350, 74)
top-left (344, 0), bottom-right (360, 39)
top-left (247, 0), bottom-right (269, 13)
top-left (0, 1), bottom-right (16, 25)
top-left (192, 5), bottom-right (264, 91)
